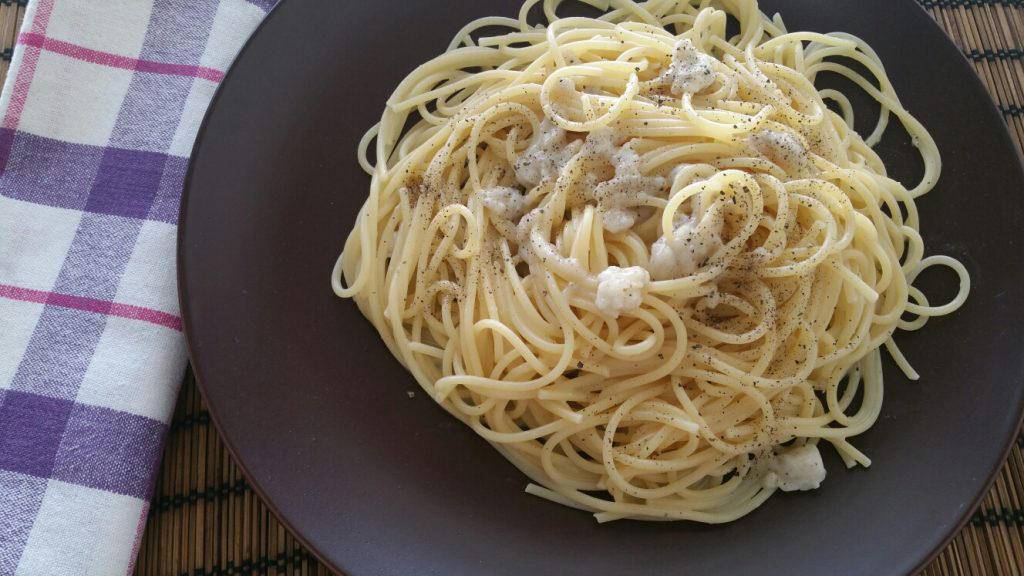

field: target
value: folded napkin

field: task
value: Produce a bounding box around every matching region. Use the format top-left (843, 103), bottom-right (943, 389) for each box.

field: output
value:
top-left (0, 1), bottom-right (275, 574)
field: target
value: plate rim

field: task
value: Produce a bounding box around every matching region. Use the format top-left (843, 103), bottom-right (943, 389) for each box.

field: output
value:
top-left (176, 1), bottom-right (1024, 574)
top-left (176, 0), bottom-right (345, 571)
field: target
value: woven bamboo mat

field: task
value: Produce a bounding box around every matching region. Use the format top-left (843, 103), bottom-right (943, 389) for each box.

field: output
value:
top-left (1, 0), bottom-right (1020, 574)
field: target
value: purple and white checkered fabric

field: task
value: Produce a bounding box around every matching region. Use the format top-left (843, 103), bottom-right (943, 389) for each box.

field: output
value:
top-left (0, 1), bottom-right (275, 574)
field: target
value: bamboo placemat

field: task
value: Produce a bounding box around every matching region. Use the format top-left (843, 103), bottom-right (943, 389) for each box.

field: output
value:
top-left (0, 1), bottom-right (1019, 574)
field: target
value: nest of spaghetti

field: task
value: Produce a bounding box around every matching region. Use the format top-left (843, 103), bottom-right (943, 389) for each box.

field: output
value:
top-left (334, 0), bottom-right (968, 523)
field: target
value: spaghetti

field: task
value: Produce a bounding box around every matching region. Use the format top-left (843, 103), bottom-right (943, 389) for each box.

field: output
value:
top-left (332, 0), bottom-right (970, 522)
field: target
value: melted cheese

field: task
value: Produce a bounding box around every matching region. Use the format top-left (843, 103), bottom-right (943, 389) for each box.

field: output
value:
top-left (479, 186), bottom-right (527, 219)
top-left (601, 207), bottom-right (638, 233)
top-left (584, 130), bottom-right (664, 233)
top-left (595, 266), bottom-right (650, 317)
top-left (763, 444), bottom-right (827, 492)
top-left (514, 119), bottom-right (583, 188)
top-left (660, 39), bottom-right (716, 95)
top-left (647, 214), bottom-right (723, 280)
top-left (749, 129), bottom-right (810, 173)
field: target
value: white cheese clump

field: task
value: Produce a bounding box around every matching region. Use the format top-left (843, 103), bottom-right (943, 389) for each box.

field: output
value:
top-left (595, 266), bottom-right (650, 318)
top-left (763, 444), bottom-right (827, 492)
top-left (661, 38), bottom-right (716, 96)
top-left (748, 129), bottom-right (810, 173)
top-left (584, 129), bottom-right (662, 190)
top-left (583, 130), bottom-right (664, 233)
top-left (583, 127), bottom-right (618, 159)
top-left (514, 119), bottom-right (583, 188)
top-left (478, 186), bottom-right (527, 219)
top-left (647, 214), bottom-right (723, 280)
top-left (601, 207), bottom-right (637, 233)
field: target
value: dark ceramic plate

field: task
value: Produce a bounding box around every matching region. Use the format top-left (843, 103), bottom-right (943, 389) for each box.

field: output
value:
top-left (179, 1), bottom-right (1024, 574)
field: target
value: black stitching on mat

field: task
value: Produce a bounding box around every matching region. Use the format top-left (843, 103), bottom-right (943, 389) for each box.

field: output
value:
top-left (966, 48), bottom-right (1024, 61)
top-left (1001, 104), bottom-right (1024, 116)
top-left (184, 551), bottom-right (317, 576)
top-left (971, 507), bottom-right (1024, 527)
top-left (168, 410), bottom-right (212, 433)
top-left (148, 479), bottom-right (250, 515)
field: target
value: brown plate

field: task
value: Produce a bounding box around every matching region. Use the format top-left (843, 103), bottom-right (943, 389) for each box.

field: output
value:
top-left (179, 1), bottom-right (1024, 574)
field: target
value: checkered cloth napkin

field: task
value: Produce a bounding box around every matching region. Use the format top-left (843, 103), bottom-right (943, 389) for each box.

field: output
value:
top-left (0, 1), bottom-right (275, 574)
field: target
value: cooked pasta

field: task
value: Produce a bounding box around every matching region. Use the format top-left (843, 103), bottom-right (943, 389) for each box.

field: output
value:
top-left (332, 0), bottom-right (970, 522)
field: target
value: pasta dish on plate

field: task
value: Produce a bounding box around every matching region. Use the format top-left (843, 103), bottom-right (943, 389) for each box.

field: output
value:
top-left (332, 0), bottom-right (970, 522)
